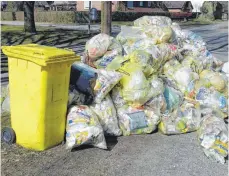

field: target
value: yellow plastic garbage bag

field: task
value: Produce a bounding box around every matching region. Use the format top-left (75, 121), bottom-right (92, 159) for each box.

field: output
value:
top-left (85, 34), bottom-right (123, 67)
top-left (134, 16), bottom-right (172, 27)
top-left (148, 75), bottom-right (165, 98)
top-left (116, 26), bottom-right (147, 45)
top-left (94, 37), bottom-right (123, 68)
top-left (94, 69), bottom-right (122, 103)
top-left (199, 70), bottom-right (228, 93)
top-left (116, 26), bottom-right (156, 54)
top-left (197, 113), bottom-right (228, 164)
top-left (144, 94), bottom-right (167, 115)
top-left (90, 95), bottom-right (122, 136)
top-left (163, 60), bottom-right (199, 94)
top-left (106, 55), bottom-right (129, 71)
top-left (158, 101), bottom-right (201, 135)
top-left (85, 33), bottom-right (111, 59)
top-left (119, 61), bottom-right (151, 107)
top-left (117, 61), bottom-right (160, 107)
top-left (128, 50), bottom-right (154, 77)
top-left (117, 105), bottom-right (160, 136)
top-left (141, 25), bottom-right (174, 44)
top-left (66, 105), bottom-right (107, 150)
top-left (147, 44), bottom-right (181, 74)
top-left (182, 56), bottom-right (205, 74)
top-left (163, 79), bottom-right (184, 113)
top-left (186, 79), bottom-right (228, 118)
top-left (122, 38), bottom-right (157, 55)
top-left (110, 84), bottom-right (127, 109)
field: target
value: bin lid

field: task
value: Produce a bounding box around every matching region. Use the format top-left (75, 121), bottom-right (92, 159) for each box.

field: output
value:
top-left (2, 44), bottom-right (80, 66)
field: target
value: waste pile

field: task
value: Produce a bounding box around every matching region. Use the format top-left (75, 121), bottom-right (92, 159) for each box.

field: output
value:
top-left (1, 16), bottom-right (228, 164)
top-left (67, 16), bottom-right (228, 164)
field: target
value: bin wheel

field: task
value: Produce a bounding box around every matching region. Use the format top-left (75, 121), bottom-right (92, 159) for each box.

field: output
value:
top-left (1, 127), bottom-right (16, 144)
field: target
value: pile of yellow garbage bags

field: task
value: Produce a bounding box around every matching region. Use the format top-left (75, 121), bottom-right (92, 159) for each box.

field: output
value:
top-left (65, 16), bottom-right (228, 164)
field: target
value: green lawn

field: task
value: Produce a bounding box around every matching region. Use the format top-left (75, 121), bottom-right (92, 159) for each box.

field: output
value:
top-left (1, 25), bottom-right (52, 32)
top-left (180, 19), bottom-right (226, 26)
top-left (1, 25), bottom-right (98, 46)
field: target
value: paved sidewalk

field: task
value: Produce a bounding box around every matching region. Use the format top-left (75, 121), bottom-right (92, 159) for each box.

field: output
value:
top-left (1, 21), bottom-right (121, 34)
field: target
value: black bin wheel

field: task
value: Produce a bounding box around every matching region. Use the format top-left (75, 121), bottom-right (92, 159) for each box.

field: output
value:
top-left (1, 127), bottom-right (16, 144)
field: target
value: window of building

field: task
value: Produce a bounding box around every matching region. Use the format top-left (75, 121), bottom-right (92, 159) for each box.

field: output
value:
top-left (84, 1), bottom-right (92, 9)
top-left (127, 1), bottom-right (133, 8)
top-left (139, 1), bottom-right (143, 7)
top-left (148, 2), bottom-right (151, 7)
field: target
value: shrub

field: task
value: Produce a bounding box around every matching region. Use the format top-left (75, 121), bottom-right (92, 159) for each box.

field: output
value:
top-left (75, 11), bottom-right (171, 23)
top-left (1, 11), bottom-right (76, 23)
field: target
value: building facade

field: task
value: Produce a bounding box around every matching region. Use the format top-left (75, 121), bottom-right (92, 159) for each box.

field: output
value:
top-left (76, 1), bottom-right (165, 12)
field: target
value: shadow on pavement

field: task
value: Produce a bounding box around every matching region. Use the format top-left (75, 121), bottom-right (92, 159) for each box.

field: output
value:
top-left (105, 136), bottom-right (118, 151)
top-left (70, 136), bottom-right (118, 152)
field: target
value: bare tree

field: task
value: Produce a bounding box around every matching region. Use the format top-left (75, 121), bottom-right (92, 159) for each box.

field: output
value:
top-left (13, 1), bottom-right (54, 33)
top-left (101, 1), bottom-right (112, 35)
top-left (23, 1), bottom-right (36, 33)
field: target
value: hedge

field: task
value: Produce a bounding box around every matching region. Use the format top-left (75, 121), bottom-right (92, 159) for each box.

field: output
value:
top-left (76, 11), bottom-right (171, 24)
top-left (1, 11), bottom-right (76, 24)
top-left (2, 11), bottom-right (192, 24)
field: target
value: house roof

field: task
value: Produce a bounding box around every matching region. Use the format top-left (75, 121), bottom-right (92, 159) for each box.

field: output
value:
top-left (163, 1), bottom-right (193, 9)
top-left (35, 1), bottom-right (50, 7)
top-left (218, 1), bottom-right (228, 12)
top-left (52, 1), bottom-right (76, 6)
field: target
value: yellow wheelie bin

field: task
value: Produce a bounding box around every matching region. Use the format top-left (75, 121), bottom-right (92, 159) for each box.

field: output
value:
top-left (2, 44), bottom-right (80, 151)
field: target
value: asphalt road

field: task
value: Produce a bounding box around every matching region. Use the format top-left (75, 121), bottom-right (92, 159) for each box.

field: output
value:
top-left (1, 22), bottom-right (228, 176)
top-left (181, 22), bottom-right (228, 62)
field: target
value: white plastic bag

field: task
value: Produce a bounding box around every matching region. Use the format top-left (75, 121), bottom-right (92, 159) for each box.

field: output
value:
top-left (1, 84), bottom-right (10, 117)
top-left (66, 105), bottom-right (107, 150)
top-left (1, 84), bottom-right (9, 105)
top-left (199, 70), bottom-right (228, 93)
top-left (90, 95), bottom-right (122, 136)
top-left (222, 62), bottom-right (229, 77)
top-left (119, 61), bottom-right (157, 107)
top-left (111, 84), bottom-right (127, 109)
top-left (124, 38), bottom-right (157, 55)
top-left (146, 44), bottom-right (181, 73)
top-left (68, 86), bottom-right (87, 106)
top-left (94, 69), bottom-right (122, 103)
top-left (116, 26), bottom-right (156, 54)
top-left (145, 94), bottom-right (167, 115)
top-left (1, 96), bottom-right (10, 117)
top-left (163, 60), bottom-right (199, 93)
top-left (128, 50), bottom-right (154, 77)
top-left (195, 87), bottom-right (228, 117)
top-left (117, 105), bottom-right (160, 136)
top-left (85, 33), bottom-right (111, 59)
top-left (159, 101), bottom-right (201, 135)
top-left (197, 113), bottom-right (228, 164)
top-left (163, 81), bottom-right (184, 113)
top-left (141, 25), bottom-right (174, 44)
top-left (134, 16), bottom-right (172, 27)
top-left (94, 37), bottom-right (123, 68)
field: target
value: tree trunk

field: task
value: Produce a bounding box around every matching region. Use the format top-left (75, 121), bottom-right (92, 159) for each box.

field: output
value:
top-left (101, 1), bottom-right (111, 35)
top-left (24, 1), bottom-right (36, 33)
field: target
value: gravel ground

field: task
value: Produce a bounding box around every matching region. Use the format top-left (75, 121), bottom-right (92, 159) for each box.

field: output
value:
top-left (1, 132), bottom-right (228, 176)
